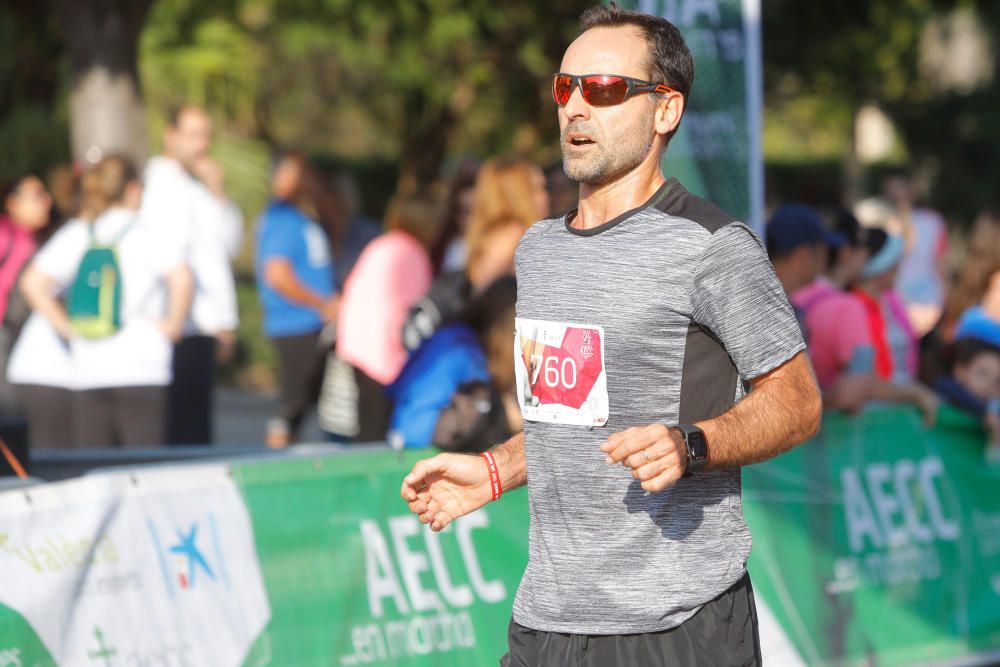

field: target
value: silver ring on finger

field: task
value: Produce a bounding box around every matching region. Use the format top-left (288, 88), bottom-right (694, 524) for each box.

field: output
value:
top-left (642, 449), bottom-right (652, 463)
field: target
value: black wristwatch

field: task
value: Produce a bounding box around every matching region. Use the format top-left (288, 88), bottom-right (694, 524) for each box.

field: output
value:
top-left (674, 424), bottom-right (709, 475)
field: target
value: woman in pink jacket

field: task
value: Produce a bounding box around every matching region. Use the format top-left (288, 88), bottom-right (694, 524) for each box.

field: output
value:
top-left (326, 193), bottom-right (442, 441)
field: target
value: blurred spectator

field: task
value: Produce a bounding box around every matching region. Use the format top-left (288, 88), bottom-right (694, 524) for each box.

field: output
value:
top-left (917, 211), bottom-right (1000, 384)
top-left (402, 157), bottom-right (548, 353)
top-left (0, 176), bottom-right (55, 419)
top-left (882, 169), bottom-right (949, 337)
top-left (430, 159), bottom-right (479, 274)
top-left (192, 155), bottom-right (244, 261)
top-left (387, 276), bottom-right (518, 449)
top-left (545, 163), bottom-right (577, 216)
top-left (933, 337), bottom-right (1000, 418)
top-left (852, 227), bottom-right (939, 425)
top-left (956, 301), bottom-right (1000, 349)
top-left (769, 205), bottom-right (939, 423)
top-left (825, 209), bottom-right (871, 290)
top-left (141, 106), bottom-right (240, 444)
top-left (15, 156), bottom-right (193, 447)
top-left (255, 152), bottom-right (339, 447)
top-left (46, 164), bottom-right (80, 229)
top-left (941, 211), bottom-right (1000, 340)
top-left (322, 192), bottom-right (442, 441)
top-left (765, 204), bottom-right (837, 329)
top-left (936, 335), bottom-right (1000, 457)
top-left (433, 277), bottom-right (521, 452)
top-left (331, 170), bottom-right (380, 290)
top-left (771, 207), bottom-right (875, 413)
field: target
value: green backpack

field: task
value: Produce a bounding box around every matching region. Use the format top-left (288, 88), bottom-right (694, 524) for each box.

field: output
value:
top-left (67, 223), bottom-right (134, 339)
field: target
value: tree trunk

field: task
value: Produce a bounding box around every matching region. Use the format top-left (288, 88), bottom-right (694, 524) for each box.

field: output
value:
top-left (51, 0), bottom-right (155, 168)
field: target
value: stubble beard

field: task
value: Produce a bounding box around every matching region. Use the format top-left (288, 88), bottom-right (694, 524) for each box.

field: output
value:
top-left (561, 113), bottom-right (656, 186)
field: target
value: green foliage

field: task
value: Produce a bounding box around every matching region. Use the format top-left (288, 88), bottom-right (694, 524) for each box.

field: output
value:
top-left (763, 0), bottom-right (951, 104)
top-left (0, 106), bottom-right (71, 185)
top-left (0, 5), bottom-right (70, 185)
top-left (211, 132), bottom-right (272, 268)
top-left (762, 0), bottom-right (1000, 221)
top-left (139, 0), bottom-right (586, 185)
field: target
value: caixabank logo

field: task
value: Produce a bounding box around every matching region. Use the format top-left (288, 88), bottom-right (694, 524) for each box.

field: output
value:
top-left (146, 514), bottom-right (231, 597)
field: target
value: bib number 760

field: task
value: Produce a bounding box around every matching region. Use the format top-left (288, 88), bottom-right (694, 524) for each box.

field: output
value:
top-left (514, 318), bottom-right (608, 425)
top-left (530, 354), bottom-right (577, 389)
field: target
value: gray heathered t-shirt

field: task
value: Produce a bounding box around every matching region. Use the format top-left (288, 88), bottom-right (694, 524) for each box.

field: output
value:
top-left (511, 178), bottom-right (806, 635)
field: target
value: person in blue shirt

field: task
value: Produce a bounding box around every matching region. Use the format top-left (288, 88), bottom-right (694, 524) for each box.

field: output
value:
top-left (255, 153), bottom-right (341, 447)
top-left (387, 276), bottom-right (518, 449)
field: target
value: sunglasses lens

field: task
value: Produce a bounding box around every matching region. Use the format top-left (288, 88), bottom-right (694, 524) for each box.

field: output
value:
top-left (582, 76), bottom-right (628, 106)
top-left (553, 76), bottom-right (573, 105)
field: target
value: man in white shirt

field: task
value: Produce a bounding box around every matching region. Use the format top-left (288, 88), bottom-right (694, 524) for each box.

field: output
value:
top-left (140, 106), bottom-right (241, 444)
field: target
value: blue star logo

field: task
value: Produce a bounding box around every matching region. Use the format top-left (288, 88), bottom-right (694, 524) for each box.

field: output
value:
top-left (168, 523), bottom-right (215, 588)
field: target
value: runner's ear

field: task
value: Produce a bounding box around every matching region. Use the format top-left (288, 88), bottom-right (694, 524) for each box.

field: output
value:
top-left (654, 92), bottom-right (684, 137)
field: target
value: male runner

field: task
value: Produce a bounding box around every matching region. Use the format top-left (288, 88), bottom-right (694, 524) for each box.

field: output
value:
top-left (401, 5), bottom-right (822, 665)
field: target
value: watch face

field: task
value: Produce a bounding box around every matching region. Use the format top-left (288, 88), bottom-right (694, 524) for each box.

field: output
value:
top-left (687, 430), bottom-right (708, 460)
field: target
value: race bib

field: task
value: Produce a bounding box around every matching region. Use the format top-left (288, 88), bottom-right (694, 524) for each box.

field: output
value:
top-left (514, 318), bottom-right (608, 426)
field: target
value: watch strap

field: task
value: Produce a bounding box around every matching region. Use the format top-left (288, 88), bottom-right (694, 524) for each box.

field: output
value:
top-left (674, 423), bottom-right (709, 474)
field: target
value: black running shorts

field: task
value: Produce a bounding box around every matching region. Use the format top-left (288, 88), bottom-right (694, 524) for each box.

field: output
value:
top-left (500, 574), bottom-right (761, 667)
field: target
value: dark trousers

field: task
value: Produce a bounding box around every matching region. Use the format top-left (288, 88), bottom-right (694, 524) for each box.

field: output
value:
top-left (318, 354), bottom-right (393, 443)
top-left (167, 335), bottom-right (216, 445)
top-left (502, 574), bottom-right (762, 667)
top-left (74, 386), bottom-right (166, 447)
top-left (272, 331), bottom-right (326, 438)
top-left (354, 365), bottom-right (392, 442)
top-left (18, 385), bottom-right (74, 449)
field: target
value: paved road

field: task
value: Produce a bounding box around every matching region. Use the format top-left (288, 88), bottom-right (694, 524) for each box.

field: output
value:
top-left (216, 387), bottom-right (326, 446)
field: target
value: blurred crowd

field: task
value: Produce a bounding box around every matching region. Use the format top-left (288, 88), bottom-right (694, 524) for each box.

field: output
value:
top-left (0, 105), bottom-right (576, 452)
top-left (1, 105), bottom-right (998, 455)
top-left (765, 171), bottom-right (1000, 458)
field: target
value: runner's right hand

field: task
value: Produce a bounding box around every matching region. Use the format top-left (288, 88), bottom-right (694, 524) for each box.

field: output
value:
top-left (400, 453), bottom-right (493, 532)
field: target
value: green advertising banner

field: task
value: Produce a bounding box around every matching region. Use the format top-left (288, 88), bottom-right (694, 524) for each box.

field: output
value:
top-left (232, 450), bottom-right (529, 667)
top-left (2, 406), bottom-right (999, 666)
top-left (745, 407), bottom-right (1000, 667)
top-left (620, 0), bottom-right (763, 230)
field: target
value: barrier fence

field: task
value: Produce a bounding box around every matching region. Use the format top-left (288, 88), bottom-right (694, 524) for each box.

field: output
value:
top-left (0, 405), bottom-right (997, 666)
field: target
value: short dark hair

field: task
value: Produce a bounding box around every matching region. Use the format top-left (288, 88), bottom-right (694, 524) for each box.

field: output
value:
top-left (579, 3), bottom-right (695, 99)
top-left (827, 208), bottom-right (866, 268)
top-left (953, 337), bottom-right (1000, 367)
top-left (863, 227), bottom-right (890, 258)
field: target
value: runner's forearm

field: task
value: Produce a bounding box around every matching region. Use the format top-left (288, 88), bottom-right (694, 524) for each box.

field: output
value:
top-left (697, 351), bottom-right (821, 470)
top-left (491, 431), bottom-right (527, 492)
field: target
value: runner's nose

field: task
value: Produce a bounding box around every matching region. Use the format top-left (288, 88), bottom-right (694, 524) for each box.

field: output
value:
top-left (562, 83), bottom-right (590, 122)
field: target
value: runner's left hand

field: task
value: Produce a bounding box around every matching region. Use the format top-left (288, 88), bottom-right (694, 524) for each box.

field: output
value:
top-left (600, 424), bottom-right (687, 492)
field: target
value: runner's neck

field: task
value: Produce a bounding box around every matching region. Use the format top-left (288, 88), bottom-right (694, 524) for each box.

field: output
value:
top-left (573, 161), bottom-right (666, 230)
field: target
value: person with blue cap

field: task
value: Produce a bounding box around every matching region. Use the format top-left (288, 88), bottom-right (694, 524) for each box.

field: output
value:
top-left (765, 204), bottom-right (842, 305)
top-left (768, 205), bottom-right (871, 413)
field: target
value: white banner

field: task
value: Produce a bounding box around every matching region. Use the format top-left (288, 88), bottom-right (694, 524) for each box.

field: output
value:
top-left (0, 464), bottom-right (270, 666)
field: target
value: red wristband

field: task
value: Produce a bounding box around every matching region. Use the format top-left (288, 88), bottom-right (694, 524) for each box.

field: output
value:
top-left (480, 451), bottom-right (502, 501)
